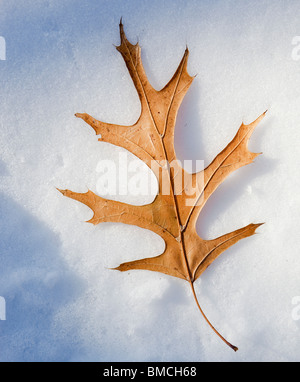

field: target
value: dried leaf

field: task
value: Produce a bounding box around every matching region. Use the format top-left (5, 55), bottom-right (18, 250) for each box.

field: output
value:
top-left (58, 21), bottom-right (265, 351)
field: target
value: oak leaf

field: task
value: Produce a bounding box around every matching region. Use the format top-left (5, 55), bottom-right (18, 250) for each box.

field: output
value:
top-left (58, 21), bottom-right (265, 351)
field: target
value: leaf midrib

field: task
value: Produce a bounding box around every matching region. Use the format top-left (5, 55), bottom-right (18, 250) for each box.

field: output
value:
top-left (122, 34), bottom-right (192, 280)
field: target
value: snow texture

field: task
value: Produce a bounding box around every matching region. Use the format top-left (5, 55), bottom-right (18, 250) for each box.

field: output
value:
top-left (0, 0), bottom-right (299, 361)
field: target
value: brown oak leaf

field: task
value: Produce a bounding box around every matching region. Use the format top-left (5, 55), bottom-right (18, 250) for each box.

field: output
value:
top-left (58, 21), bottom-right (265, 351)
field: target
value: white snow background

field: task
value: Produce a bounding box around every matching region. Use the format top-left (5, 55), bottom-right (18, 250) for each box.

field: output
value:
top-left (0, 0), bottom-right (299, 361)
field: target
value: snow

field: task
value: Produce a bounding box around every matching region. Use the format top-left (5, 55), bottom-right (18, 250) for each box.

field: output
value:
top-left (0, 0), bottom-right (299, 362)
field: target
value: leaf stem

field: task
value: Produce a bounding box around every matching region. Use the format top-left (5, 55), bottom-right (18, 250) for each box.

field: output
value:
top-left (189, 281), bottom-right (238, 352)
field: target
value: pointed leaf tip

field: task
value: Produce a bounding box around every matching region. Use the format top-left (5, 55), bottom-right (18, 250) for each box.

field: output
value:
top-left (56, 188), bottom-right (66, 196)
top-left (256, 109), bottom-right (268, 123)
top-left (119, 19), bottom-right (125, 39)
top-left (254, 222), bottom-right (265, 231)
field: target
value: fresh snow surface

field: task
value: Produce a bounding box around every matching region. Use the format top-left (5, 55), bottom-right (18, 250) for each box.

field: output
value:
top-left (0, 0), bottom-right (299, 362)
